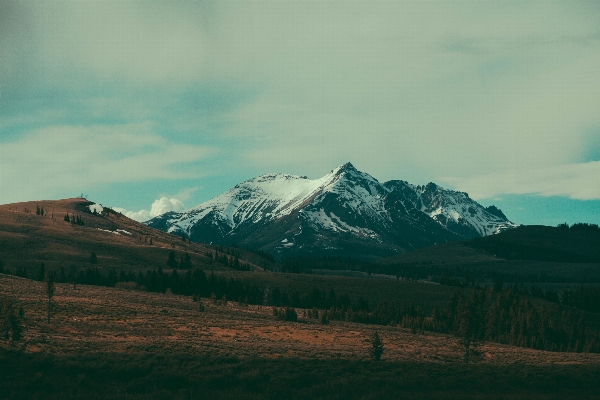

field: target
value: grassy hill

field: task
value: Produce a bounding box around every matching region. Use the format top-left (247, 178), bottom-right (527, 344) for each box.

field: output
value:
top-left (375, 225), bottom-right (600, 283)
top-left (0, 198), bottom-right (270, 273)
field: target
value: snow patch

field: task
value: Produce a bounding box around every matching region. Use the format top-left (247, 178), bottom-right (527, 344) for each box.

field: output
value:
top-left (97, 228), bottom-right (119, 235)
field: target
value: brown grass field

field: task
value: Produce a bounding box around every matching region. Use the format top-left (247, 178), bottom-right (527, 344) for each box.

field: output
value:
top-left (3, 273), bottom-right (600, 365)
top-left (4, 273), bottom-right (600, 399)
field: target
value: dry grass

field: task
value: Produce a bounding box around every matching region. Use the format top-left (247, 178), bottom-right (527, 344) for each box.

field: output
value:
top-left (0, 198), bottom-right (266, 272)
top-left (3, 274), bottom-right (600, 366)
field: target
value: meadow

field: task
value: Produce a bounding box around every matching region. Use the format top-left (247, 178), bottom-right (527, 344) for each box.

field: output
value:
top-left (3, 274), bottom-right (600, 399)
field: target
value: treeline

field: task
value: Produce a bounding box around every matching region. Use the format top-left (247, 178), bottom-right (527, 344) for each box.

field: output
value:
top-left (431, 288), bottom-right (600, 354)
top-left (468, 225), bottom-right (600, 264)
top-left (276, 256), bottom-right (372, 274)
top-left (557, 222), bottom-right (600, 231)
top-left (440, 275), bottom-right (600, 315)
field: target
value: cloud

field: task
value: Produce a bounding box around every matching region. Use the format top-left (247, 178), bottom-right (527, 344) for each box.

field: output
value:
top-left (0, 124), bottom-right (215, 204)
top-left (214, 2), bottom-right (600, 184)
top-left (442, 161), bottom-right (600, 200)
top-left (2, 1), bottom-right (600, 210)
top-left (0, 1), bottom-right (211, 85)
top-left (166, 187), bottom-right (201, 202)
top-left (114, 197), bottom-right (185, 222)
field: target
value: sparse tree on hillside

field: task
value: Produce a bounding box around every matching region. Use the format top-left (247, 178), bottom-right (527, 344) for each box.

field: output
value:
top-left (179, 253), bottom-right (192, 270)
top-left (1, 296), bottom-right (23, 342)
top-left (370, 330), bottom-right (384, 361)
top-left (457, 289), bottom-right (483, 363)
top-left (45, 271), bottom-right (55, 324)
top-left (90, 252), bottom-right (98, 265)
top-left (167, 251), bottom-right (178, 269)
top-left (37, 263), bottom-right (46, 282)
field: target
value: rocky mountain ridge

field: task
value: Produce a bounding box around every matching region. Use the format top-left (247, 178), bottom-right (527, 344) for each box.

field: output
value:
top-left (146, 163), bottom-right (517, 259)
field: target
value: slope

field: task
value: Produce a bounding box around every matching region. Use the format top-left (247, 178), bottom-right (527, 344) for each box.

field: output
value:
top-left (0, 198), bottom-right (268, 274)
top-left (376, 225), bottom-right (600, 283)
top-left (147, 163), bottom-right (517, 259)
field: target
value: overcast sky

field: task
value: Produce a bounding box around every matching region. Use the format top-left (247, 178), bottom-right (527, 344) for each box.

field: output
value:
top-left (1, 1), bottom-right (599, 225)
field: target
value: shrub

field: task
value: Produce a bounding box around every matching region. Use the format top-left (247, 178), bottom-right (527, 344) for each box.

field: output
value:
top-left (370, 330), bottom-right (384, 361)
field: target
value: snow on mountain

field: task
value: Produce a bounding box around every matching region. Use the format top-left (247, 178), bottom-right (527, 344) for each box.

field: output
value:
top-left (146, 162), bottom-right (517, 258)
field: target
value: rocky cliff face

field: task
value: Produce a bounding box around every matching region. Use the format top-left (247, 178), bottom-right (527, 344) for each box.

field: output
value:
top-left (146, 163), bottom-right (517, 259)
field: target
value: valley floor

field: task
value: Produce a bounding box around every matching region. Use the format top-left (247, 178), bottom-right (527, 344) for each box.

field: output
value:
top-left (2, 274), bottom-right (600, 399)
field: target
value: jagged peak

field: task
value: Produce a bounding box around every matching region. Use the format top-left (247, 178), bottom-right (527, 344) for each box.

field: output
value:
top-left (249, 172), bottom-right (309, 183)
top-left (331, 162), bottom-right (357, 175)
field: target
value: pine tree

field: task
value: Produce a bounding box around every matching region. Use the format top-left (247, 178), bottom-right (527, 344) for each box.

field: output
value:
top-left (370, 330), bottom-right (384, 361)
top-left (1, 296), bottom-right (23, 342)
top-left (90, 252), bottom-right (98, 265)
top-left (37, 263), bottom-right (46, 282)
top-left (179, 253), bottom-right (192, 269)
top-left (46, 271), bottom-right (55, 324)
top-left (167, 251), bottom-right (178, 269)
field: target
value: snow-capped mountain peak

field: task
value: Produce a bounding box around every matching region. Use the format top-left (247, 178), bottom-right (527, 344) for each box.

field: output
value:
top-left (146, 163), bottom-right (517, 259)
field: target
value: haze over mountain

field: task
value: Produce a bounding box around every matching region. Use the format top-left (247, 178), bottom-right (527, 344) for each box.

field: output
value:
top-left (146, 163), bottom-right (516, 259)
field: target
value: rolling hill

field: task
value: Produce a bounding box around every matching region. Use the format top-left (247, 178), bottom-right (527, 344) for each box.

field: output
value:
top-left (0, 198), bottom-right (269, 274)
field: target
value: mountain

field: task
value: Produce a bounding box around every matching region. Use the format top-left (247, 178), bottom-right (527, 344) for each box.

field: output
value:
top-left (146, 163), bottom-right (517, 259)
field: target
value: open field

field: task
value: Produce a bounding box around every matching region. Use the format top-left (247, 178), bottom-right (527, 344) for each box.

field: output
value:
top-left (3, 274), bottom-right (600, 398)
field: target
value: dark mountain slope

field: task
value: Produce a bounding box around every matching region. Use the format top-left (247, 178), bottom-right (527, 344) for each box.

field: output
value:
top-left (147, 163), bottom-right (516, 259)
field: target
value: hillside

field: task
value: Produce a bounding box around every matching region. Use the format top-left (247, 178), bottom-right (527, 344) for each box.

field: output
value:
top-left (0, 198), bottom-right (269, 274)
top-left (376, 225), bottom-right (600, 283)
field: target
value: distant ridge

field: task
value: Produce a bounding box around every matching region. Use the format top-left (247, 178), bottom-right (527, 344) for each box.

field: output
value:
top-left (146, 163), bottom-right (517, 259)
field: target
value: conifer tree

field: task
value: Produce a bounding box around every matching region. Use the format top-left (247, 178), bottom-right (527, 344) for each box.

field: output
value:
top-left (1, 295), bottom-right (23, 342)
top-left (370, 330), bottom-right (384, 361)
top-left (167, 251), bottom-right (178, 269)
top-left (179, 253), bottom-right (192, 269)
top-left (37, 263), bottom-right (46, 282)
top-left (45, 271), bottom-right (55, 324)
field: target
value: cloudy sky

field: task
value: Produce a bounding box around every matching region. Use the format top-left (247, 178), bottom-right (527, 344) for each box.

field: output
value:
top-left (1, 1), bottom-right (599, 226)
